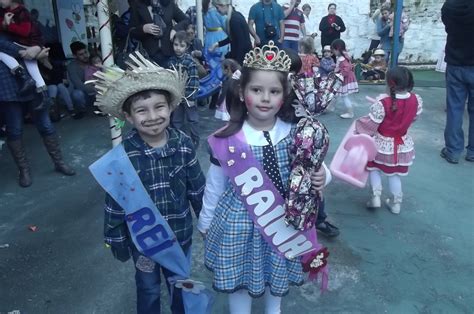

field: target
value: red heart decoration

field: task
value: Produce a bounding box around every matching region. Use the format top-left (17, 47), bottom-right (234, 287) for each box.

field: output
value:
top-left (266, 53), bottom-right (274, 61)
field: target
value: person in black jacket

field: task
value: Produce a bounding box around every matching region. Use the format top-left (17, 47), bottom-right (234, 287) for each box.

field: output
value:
top-left (318, 3), bottom-right (346, 49)
top-left (130, 0), bottom-right (189, 66)
top-left (440, 0), bottom-right (474, 164)
top-left (209, 0), bottom-right (252, 65)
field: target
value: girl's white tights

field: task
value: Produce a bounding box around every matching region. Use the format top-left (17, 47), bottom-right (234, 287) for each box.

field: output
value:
top-left (0, 52), bottom-right (46, 89)
top-left (369, 170), bottom-right (402, 196)
top-left (342, 95), bottom-right (353, 112)
top-left (228, 288), bottom-right (282, 314)
top-left (0, 52), bottom-right (20, 69)
top-left (24, 59), bottom-right (46, 88)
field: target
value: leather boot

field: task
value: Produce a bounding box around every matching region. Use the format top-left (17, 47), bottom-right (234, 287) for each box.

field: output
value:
top-left (32, 87), bottom-right (53, 111)
top-left (6, 140), bottom-right (32, 187)
top-left (12, 66), bottom-right (36, 96)
top-left (366, 188), bottom-right (382, 209)
top-left (386, 194), bottom-right (403, 215)
top-left (42, 134), bottom-right (76, 176)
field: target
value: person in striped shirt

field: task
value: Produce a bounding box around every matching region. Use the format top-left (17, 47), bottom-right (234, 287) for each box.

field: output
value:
top-left (282, 0), bottom-right (306, 52)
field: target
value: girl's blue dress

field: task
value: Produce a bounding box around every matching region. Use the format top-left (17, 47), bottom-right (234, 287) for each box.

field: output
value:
top-left (204, 7), bottom-right (229, 57)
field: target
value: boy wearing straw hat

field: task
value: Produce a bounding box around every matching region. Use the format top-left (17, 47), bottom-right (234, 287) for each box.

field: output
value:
top-left (92, 53), bottom-right (206, 314)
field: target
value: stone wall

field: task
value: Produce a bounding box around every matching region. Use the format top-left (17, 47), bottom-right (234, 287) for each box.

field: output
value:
top-left (173, 0), bottom-right (447, 64)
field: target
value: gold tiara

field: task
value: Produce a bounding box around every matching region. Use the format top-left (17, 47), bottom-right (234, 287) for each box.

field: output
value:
top-left (243, 41), bottom-right (291, 72)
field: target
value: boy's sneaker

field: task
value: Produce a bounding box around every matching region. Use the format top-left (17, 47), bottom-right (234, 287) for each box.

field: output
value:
top-left (465, 155), bottom-right (474, 162)
top-left (440, 148), bottom-right (459, 164)
top-left (316, 221), bottom-right (340, 238)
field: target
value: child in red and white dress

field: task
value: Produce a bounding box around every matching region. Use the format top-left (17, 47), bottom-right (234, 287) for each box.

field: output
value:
top-left (331, 39), bottom-right (358, 119)
top-left (355, 66), bottom-right (423, 214)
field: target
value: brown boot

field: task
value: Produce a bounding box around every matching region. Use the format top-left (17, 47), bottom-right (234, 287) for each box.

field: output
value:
top-left (42, 134), bottom-right (76, 176)
top-left (7, 140), bottom-right (32, 187)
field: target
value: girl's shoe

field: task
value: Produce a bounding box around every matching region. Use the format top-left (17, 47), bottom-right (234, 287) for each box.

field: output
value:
top-left (366, 189), bottom-right (382, 208)
top-left (340, 112), bottom-right (354, 119)
top-left (385, 194), bottom-right (402, 214)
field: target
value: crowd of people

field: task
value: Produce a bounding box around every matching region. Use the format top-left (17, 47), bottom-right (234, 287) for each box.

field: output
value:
top-left (0, 0), bottom-right (473, 313)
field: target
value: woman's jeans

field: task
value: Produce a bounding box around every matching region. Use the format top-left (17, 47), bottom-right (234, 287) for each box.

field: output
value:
top-left (444, 64), bottom-right (474, 159)
top-left (2, 101), bottom-right (55, 141)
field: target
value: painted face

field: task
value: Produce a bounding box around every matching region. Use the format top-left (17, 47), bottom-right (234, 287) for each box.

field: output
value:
top-left (173, 40), bottom-right (188, 57)
top-left (328, 5), bottom-right (336, 15)
top-left (0, 0), bottom-right (13, 8)
top-left (215, 3), bottom-right (228, 15)
top-left (323, 50), bottom-right (332, 58)
top-left (75, 49), bottom-right (89, 63)
top-left (374, 55), bottom-right (383, 62)
top-left (303, 7), bottom-right (311, 17)
top-left (125, 93), bottom-right (171, 144)
top-left (242, 70), bottom-right (285, 126)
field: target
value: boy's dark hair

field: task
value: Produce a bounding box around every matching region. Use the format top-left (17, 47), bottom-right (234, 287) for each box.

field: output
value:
top-left (302, 3), bottom-right (311, 11)
top-left (386, 66), bottom-right (414, 112)
top-left (70, 41), bottom-right (87, 55)
top-left (172, 31), bottom-right (190, 46)
top-left (331, 39), bottom-right (346, 53)
top-left (283, 48), bottom-right (302, 74)
top-left (328, 3), bottom-right (337, 10)
top-left (122, 90), bottom-right (171, 114)
top-left (216, 67), bottom-right (292, 138)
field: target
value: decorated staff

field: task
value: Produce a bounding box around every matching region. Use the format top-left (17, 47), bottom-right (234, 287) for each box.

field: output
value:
top-left (285, 71), bottom-right (343, 230)
top-left (89, 53), bottom-right (213, 313)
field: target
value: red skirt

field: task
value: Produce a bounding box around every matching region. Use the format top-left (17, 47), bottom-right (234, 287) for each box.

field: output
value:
top-left (367, 161), bottom-right (409, 176)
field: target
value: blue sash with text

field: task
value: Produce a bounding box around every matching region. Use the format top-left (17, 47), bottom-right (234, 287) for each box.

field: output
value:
top-left (89, 144), bottom-right (212, 313)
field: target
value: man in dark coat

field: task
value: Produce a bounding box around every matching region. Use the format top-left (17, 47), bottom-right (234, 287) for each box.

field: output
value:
top-left (440, 0), bottom-right (474, 163)
top-left (130, 0), bottom-right (189, 66)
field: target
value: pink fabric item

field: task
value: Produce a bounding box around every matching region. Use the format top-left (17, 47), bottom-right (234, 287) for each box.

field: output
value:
top-left (330, 122), bottom-right (377, 188)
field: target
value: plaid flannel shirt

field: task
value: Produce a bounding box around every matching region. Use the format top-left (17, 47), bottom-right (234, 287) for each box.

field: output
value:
top-left (168, 53), bottom-right (199, 102)
top-left (104, 128), bottom-right (205, 251)
top-left (0, 37), bottom-right (34, 103)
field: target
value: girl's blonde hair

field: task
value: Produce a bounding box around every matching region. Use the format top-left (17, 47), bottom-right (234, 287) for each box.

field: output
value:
top-left (298, 36), bottom-right (314, 54)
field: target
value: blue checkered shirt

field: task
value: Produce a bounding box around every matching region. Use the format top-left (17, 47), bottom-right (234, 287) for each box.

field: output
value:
top-left (168, 53), bottom-right (199, 102)
top-left (0, 38), bottom-right (35, 103)
top-left (104, 128), bottom-right (205, 251)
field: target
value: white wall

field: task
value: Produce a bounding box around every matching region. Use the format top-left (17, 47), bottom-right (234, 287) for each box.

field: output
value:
top-left (176, 0), bottom-right (446, 63)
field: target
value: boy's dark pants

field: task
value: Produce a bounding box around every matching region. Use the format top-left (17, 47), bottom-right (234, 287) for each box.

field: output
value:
top-left (171, 103), bottom-right (200, 148)
top-left (132, 246), bottom-right (187, 314)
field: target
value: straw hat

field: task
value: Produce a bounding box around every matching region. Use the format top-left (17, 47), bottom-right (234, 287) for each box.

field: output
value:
top-left (373, 49), bottom-right (385, 56)
top-left (93, 52), bottom-right (187, 120)
top-left (323, 45), bottom-right (331, 52)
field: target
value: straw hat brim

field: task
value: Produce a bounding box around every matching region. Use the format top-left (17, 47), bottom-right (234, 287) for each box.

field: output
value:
top-left (95, 70), bottom-right (183, 120)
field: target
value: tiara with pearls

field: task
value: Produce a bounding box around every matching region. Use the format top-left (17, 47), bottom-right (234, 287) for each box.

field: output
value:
top-left (243, 41), bottom-right (291, 72)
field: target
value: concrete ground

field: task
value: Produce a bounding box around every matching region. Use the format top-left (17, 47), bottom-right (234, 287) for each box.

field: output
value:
top-left (0, 81), bottom-right (473, 313)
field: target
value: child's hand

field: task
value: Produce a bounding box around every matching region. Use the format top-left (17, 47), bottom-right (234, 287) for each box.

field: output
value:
top-left (310, 167), bottom-right (326, 194)
top-left (4, 12), bottom-right (14, 26)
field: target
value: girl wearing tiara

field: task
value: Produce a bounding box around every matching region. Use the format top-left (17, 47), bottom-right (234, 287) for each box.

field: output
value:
top-left (198, 42), bottom-right (330, 313)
